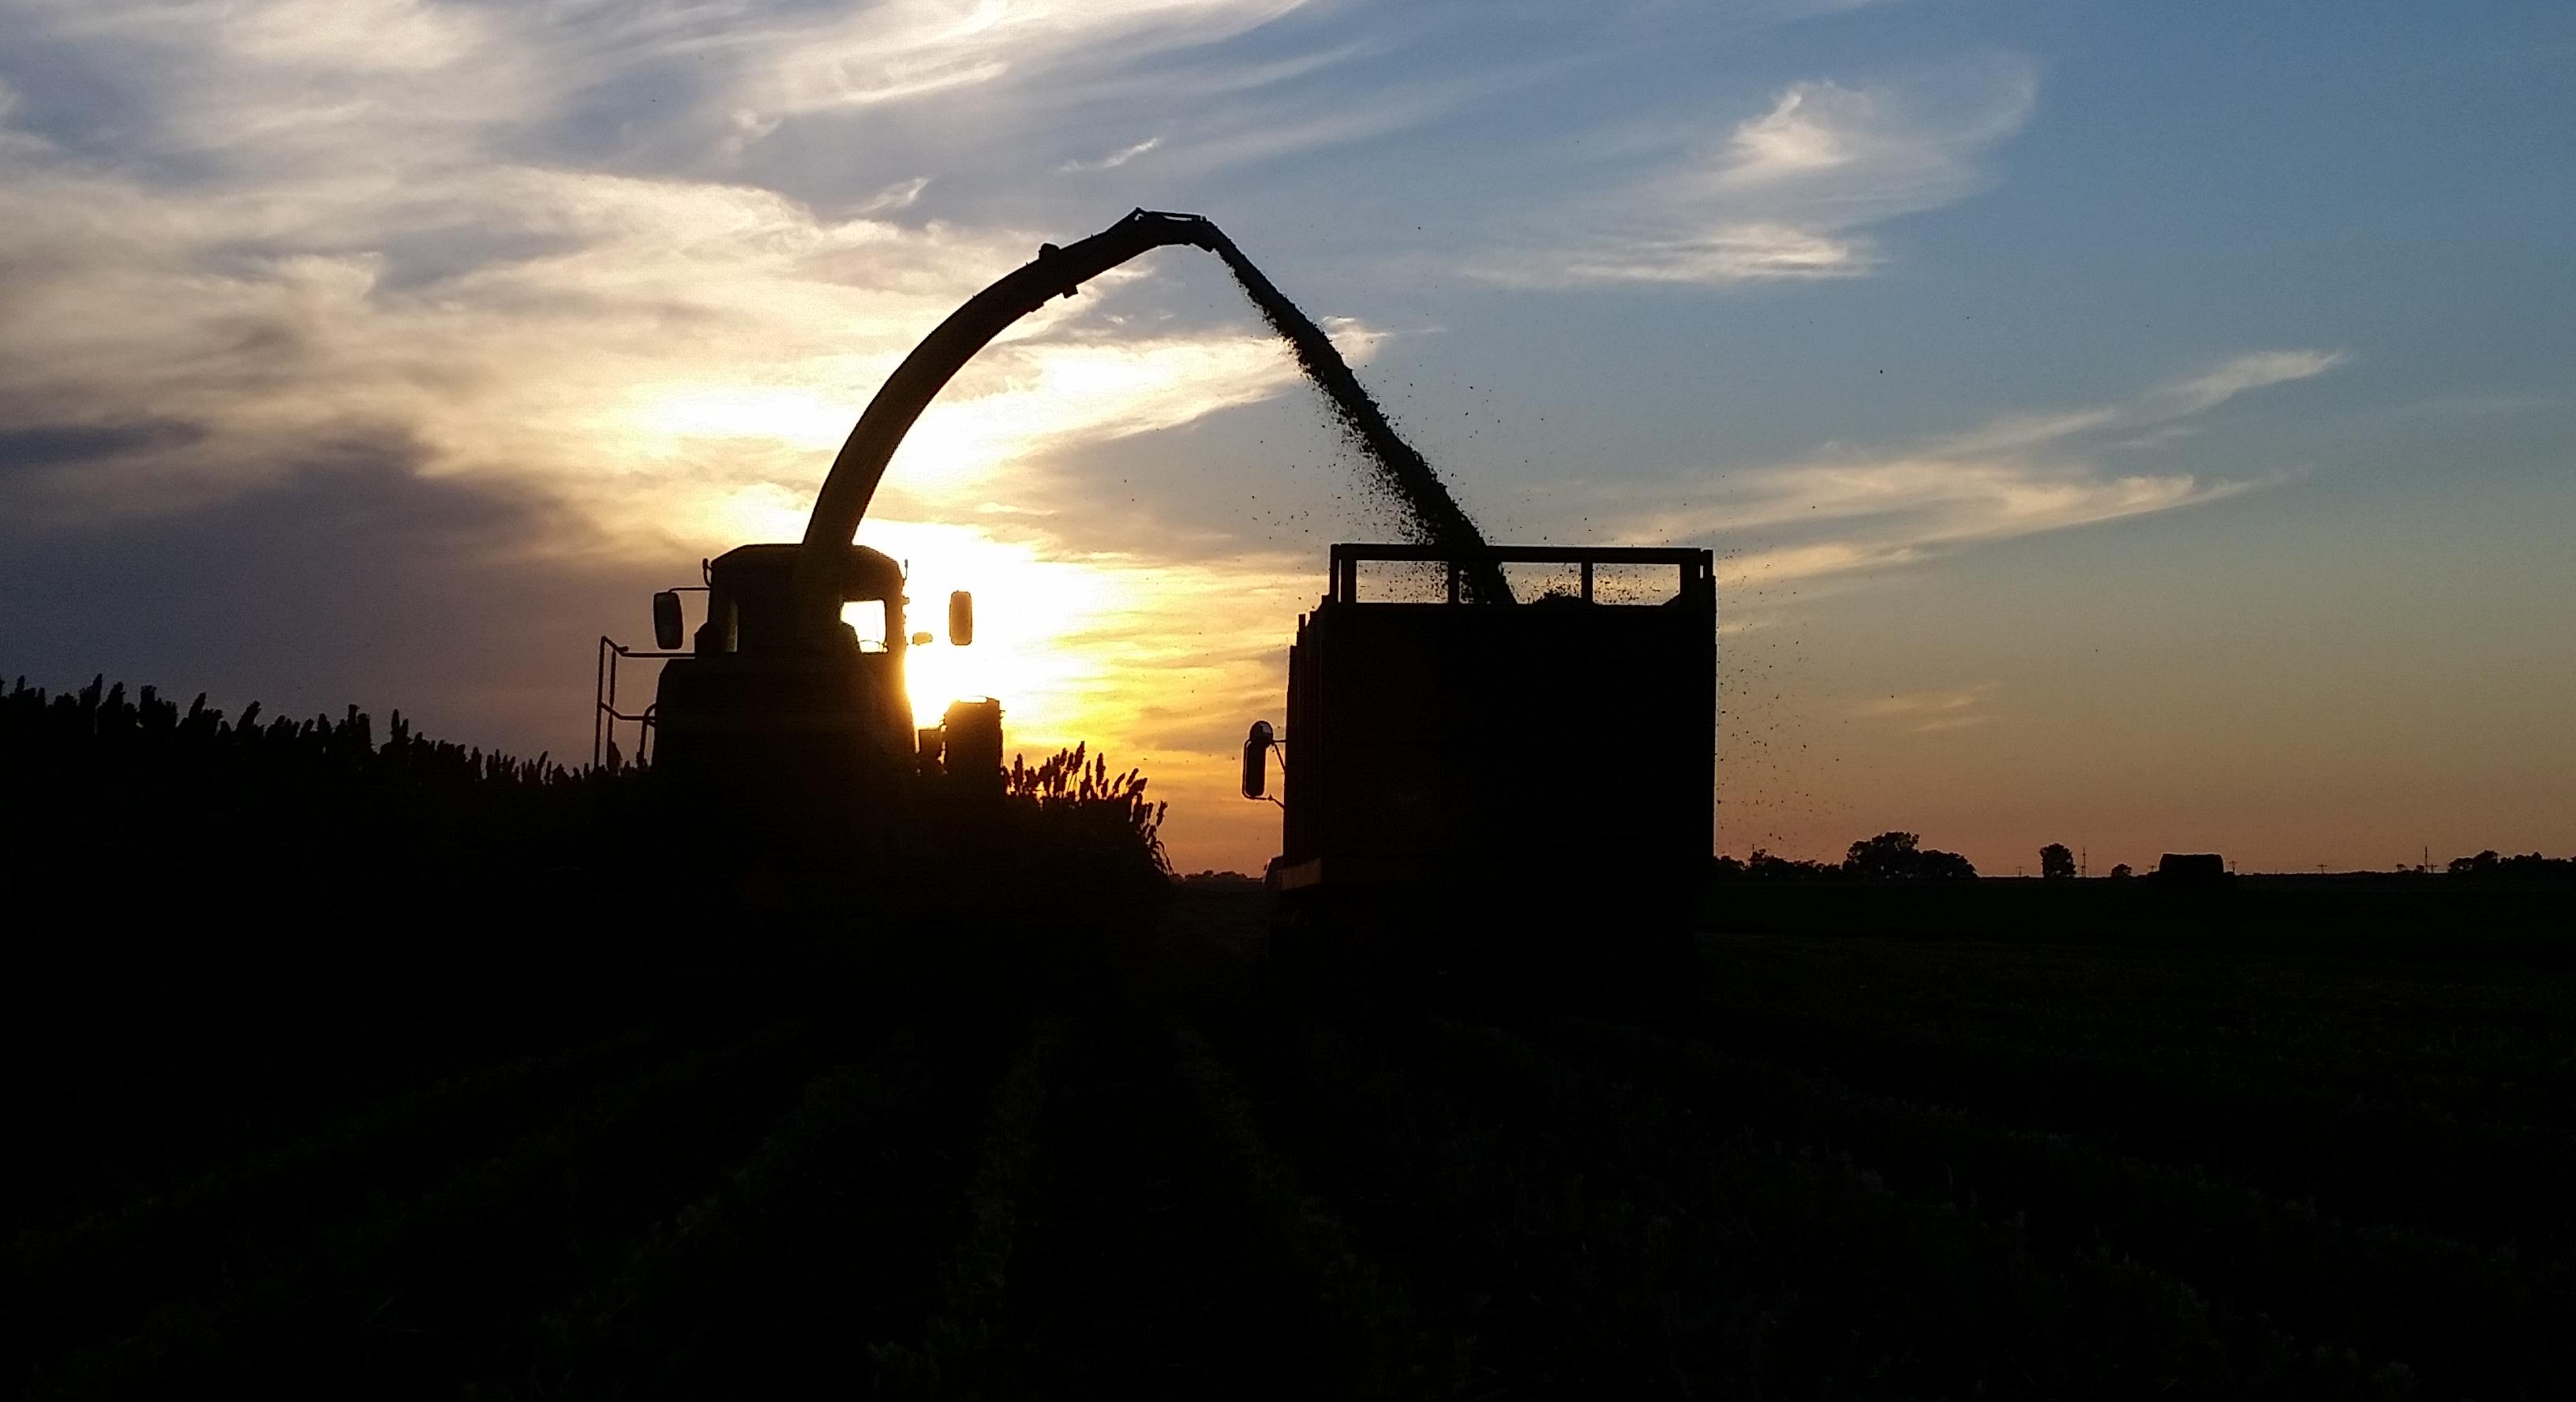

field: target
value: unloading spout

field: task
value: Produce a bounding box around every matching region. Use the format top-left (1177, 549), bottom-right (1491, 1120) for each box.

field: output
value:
top-left (792, 208), bottom-right (1507, 640)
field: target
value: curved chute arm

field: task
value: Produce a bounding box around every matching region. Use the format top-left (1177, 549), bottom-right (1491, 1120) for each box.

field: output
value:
top-left (790, 208), bottom-right (1222, 638)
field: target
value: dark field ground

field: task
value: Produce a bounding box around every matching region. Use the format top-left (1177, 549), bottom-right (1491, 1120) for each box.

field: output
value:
top-left (6, 882), bottom-right (2573, 1400)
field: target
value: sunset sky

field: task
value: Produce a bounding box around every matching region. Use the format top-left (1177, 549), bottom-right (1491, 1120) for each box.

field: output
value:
top-left (3, 0), bottom-right (2570, 875)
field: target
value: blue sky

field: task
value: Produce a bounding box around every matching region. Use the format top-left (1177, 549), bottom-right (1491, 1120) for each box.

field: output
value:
top-left (2, 0), bottom-right (2569, 872)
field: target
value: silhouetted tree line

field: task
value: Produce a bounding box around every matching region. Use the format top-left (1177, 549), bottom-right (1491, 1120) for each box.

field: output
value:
top-left (2445, 849), bottom-right (2574, 879)
top-left (1711, 831), bottom-right (1978, 881)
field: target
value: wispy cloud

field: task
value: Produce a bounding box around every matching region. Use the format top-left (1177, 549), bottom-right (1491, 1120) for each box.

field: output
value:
top-left (2156, 350), bottom-right (2349, 417)
top-left (752, 0), bottom-right (1312, 115)
top-left (1855, 682), bottom-right (1999, 733)
top-left (1058, 136), bottom-right (1163, 173)
top-left (1608, 348), bottom-right (2344, 585)
top-left (1147, 64), bottom-right (1550, 177)
top-left (1478, 58), bottom-right (2036, 286)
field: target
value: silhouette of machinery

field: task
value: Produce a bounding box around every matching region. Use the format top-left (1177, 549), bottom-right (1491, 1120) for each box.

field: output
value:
top-left (595, 211), bottom-right (1229, 830)
top-left (586, 207), bottom-right (1723, 999)
top-left (1244, 544), bottom-right (1717, 1011)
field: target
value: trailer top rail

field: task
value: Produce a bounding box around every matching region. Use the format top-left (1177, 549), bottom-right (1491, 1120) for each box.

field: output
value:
top-left (1325, 543), bottom-right (1714, 606)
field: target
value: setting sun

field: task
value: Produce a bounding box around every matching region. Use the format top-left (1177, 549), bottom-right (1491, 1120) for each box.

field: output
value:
top-left (852, 523), bottom-right (1126, 733)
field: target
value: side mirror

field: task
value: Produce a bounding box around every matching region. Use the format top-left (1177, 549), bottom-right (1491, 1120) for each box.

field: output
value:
top-left (910, 631), bottom-right (934, 648)
top-left (652, 590), bottom-right (684, 650)
top-left (948, 590), bottom-right (974, 647)
top-left (1241, 720), bottom-right (1275, 800)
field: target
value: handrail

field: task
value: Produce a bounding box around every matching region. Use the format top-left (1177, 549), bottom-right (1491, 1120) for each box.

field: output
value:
top-left (593, 635), bottom-right (688, 768)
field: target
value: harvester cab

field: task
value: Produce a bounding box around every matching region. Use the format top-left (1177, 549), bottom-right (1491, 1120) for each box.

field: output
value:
top-left (644, 544), bottom-right (983, 802)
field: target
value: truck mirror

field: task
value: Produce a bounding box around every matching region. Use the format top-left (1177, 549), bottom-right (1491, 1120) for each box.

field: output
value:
top-left (948, 590), bottom-right (974, 646)
top-left (1241, 720), bottom-right (1275, 800)
top-left (652, 590), bottom-right (684, 650)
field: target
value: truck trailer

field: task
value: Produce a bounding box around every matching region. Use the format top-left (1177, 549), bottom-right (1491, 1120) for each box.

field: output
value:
top-left (1246, 544), bottom-right (1717, 1011)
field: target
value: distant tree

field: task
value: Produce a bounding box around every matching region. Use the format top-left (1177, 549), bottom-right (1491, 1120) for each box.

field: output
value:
top-left (1709, 854), bottom-right (1746, 880)
top-left (2447, 850), bottom-right (2501, 876)
top-left (2040, 843), bottom-right (2076, 880)
top-left (2108, 862), bottom-right (2134, 880)
top-left (1845, 831), bottom-right (1924, 879)
top-left (1844, 831), bottom-right (1978, 880)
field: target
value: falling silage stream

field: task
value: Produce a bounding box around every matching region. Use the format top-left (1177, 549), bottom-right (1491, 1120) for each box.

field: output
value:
top-left (1206, 231), bottom-right (1514, 605)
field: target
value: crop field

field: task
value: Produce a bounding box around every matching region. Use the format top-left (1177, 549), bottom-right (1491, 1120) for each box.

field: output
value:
top-left (7, 887), bottom-right (2573, 1400)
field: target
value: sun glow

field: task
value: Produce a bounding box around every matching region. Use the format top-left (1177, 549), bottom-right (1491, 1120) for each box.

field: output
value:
top-left (867, 521), bottom-right (1127, 733)
top-left (629, 384), bottom-right (852, 449)
top-left (841, 517), bottom-right (1319, 873)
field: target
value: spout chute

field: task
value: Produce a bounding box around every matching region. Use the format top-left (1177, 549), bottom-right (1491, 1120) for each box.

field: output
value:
top-left (790, 209), bottom-right (1222, 638)
top-left (793, 207), bottom-right (1515, 635)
